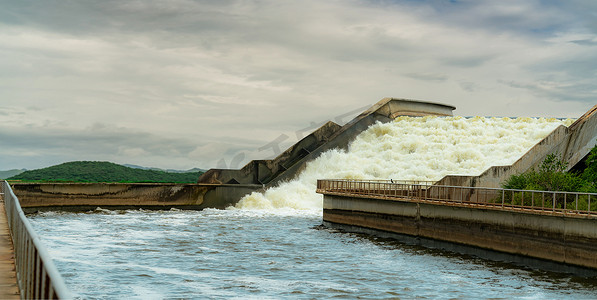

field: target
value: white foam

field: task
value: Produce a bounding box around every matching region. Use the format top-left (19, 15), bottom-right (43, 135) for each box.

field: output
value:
top-left (236, 116), bottom-right (573, 210)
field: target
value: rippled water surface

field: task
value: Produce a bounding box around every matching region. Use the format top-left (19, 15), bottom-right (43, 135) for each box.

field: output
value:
top-left (29, 208), bottom-right (597, 299)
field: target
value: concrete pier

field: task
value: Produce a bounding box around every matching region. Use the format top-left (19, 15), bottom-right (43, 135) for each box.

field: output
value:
top-left (322, 193), bottom-right (597, 272)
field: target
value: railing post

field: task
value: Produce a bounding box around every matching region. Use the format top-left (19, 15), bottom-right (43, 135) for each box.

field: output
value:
top-left (460, 187), bottom-right (463, 203)
top-left (418, 184), bottom-right (422, 200)
top-left (35, 253), bottom-right (41, 299)
top-left (512, 190), bottom-right (516, 207)
top-left (28, 239), bottom-right (34, 299)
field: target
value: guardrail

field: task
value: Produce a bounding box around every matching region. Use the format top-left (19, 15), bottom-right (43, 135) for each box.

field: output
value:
top-left (317, 179), bottom-right (597, 217)
top-left (1, 181), bottom-right (71, 299)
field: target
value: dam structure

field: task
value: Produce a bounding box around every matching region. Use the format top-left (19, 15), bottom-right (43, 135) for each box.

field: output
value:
top-left (11, 98), bottom-right (455, 212)
top-left (4, 99), bottom-right (597, 297)
top-left (198, 98), bottom-right (455, 188)
top-left (10, 98), bottom-right (596, 213)
top-left (318, 103), bottom-right (597, 272)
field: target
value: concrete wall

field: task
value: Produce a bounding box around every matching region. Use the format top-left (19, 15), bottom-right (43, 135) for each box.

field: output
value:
top-left (11, 182), bottom-right (261, 212)
top-left (323, 194), bottom-right (597, 271)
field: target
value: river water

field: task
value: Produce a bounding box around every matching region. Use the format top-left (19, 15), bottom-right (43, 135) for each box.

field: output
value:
top-left (29, 208), bottom-right (597, 299)
top-left (27, 116), bottom-right (597, 298)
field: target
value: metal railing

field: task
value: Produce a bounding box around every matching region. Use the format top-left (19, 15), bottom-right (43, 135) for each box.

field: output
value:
top-left (1, 181), bottom-right (71, 299)
top-left (317, 179), bottom-right (597, 217)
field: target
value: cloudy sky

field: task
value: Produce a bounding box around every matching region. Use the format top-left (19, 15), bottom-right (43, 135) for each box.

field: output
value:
top-left (1, 0), bottom-right (596, 171)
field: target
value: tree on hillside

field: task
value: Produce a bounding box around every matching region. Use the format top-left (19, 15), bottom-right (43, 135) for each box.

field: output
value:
top-left (8, 161), bottom-right (203, 183)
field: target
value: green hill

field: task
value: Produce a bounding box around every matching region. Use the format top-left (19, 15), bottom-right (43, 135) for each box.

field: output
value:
top-left (7, 161), bottom-right (203, 183)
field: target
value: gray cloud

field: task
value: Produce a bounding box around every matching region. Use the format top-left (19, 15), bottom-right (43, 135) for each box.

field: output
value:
top-left (500, 79), bottom-right (597, 104)
top-left (0, 122), bottom-right (268, 170)
top-left (570, 39), bottom-right (597, 46)
top-left (1, 0), bottom-right (596, 170)
top-left (405, 73), bottom-right (448, 82)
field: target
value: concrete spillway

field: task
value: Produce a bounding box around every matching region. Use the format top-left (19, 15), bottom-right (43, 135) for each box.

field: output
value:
top-left (318, 103), bottom-right (597, 272)
top-left (12, 98), bottom-right (458, 211)
top-left (197, 98), bottom-right (455, 188)
top-left (231, 101), bottom-right (596, 210)
top-left (198, 98), bottom-right (596, 209)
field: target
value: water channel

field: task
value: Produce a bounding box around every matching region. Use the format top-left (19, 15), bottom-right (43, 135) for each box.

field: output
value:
top-left (29, 208), bottom-right (597, 299)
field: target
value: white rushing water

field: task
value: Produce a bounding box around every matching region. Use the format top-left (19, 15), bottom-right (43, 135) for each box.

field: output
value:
top-left (236, 116), bottom-right (574, 210)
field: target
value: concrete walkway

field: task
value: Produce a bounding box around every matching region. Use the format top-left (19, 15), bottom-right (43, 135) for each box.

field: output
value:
top-left (0, 201), bottom-right (19, 299)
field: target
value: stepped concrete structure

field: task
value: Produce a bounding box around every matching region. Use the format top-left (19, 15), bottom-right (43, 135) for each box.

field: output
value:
top-left (198, 98), bottom-right (456, 188)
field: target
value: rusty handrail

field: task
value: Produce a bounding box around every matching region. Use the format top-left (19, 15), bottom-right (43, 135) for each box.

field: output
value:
top-left (317, 179), bottom-right (597, 217)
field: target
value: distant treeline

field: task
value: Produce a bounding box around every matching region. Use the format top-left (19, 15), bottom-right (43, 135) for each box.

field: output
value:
top-left (0, 169), bottom-right (26, 179)
top-left (7, 161), bottom-right (204, 183)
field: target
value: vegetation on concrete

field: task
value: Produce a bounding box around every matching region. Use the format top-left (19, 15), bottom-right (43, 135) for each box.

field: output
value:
top-left (7, 161), bottom-right (203, 183)
top-left (580, 144), bottom-right (597, 187)
top-left (502, 153), bottom-right (594, 193)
